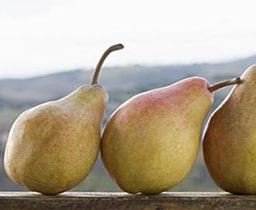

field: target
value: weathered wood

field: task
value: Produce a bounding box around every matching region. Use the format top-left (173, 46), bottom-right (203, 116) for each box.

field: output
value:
top-left (0, 192), bottom-right (256, 210)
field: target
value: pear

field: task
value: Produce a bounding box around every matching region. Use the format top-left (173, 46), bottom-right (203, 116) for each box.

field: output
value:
top-left (203, 65), bottom-right (256, 195)
top-left (4, 44), bottom-right (124, 195)
top-left (101, 76), bottom-right (240, 195)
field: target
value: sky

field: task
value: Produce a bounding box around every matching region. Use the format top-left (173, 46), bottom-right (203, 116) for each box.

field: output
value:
top-left (1, 0), bottom-right (256, 78)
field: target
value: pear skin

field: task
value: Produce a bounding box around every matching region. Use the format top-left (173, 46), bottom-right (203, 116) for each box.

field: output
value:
top-left (203, 65), bottom-right (256, 195)
top-left (4, 86), bottom-right (107, 195)
top-left (4, 44), bottom-right (124, 195)
top-left (101, 77), bottom-right (213, 194)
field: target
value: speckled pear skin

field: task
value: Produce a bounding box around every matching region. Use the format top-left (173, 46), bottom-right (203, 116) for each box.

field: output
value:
top-left (203, 65), bottom-right (256, 195)
top-left (4, 85), bottom-right (107, 195)
top-left (101, 77), bottom-right (213, 195)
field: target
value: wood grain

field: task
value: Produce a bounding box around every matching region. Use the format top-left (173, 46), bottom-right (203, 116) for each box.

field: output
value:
top-left (0, 192), bottom-right (256, 210)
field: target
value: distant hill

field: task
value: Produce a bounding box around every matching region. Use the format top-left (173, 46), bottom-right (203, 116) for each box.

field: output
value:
top-left (0, 54), bottom-right (255, 111)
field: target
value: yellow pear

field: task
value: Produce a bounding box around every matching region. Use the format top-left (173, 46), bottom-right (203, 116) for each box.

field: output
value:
top-left (203, 65), bottom-right (256, 194)
top-left (4, 44), bottom-right (124, 195)
top-left (101, 76), bottom-right (240, 195)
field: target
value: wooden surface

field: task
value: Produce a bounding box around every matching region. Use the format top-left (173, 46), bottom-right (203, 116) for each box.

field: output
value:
top-left (0, 192), bottom-right (256, 210)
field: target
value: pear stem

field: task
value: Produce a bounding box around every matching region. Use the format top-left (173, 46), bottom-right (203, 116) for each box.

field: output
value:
top-left (90, 43), bottom-right (124, 85)
top-left (208, 77), bottom-right (242, 92)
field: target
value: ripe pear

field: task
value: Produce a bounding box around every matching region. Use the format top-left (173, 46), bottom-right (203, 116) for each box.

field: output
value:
top-left (203, 64), bottom-right (256, 194)
top-left (4, 44), bottom-right (124, 195)
top-left (101, 76), bottom-right (240, 195)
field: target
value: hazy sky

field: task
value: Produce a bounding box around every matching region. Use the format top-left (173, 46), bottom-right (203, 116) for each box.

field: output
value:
top-left (1, 0), bottom-right (256, 78)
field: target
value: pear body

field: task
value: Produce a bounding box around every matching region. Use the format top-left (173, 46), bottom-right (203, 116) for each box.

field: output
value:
top-left (4, 85), bottom-right (107, 195)
top-left (203, 65), bottom-right (256, 194)
top-left (101, 77), bottom-right (213, 194)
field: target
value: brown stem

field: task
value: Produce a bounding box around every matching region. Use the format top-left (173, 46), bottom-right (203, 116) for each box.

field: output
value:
top-left (90, 44), bottom-right (124, 85)
top-left (208, 77), bottom-right (242, 92)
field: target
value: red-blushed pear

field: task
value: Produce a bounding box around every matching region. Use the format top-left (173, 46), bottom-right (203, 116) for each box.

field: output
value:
top-left (203, 65), bottom-right (256, 195)
top-left (4, 44), bottom-right (124, 195)
top-left (101, 76), bottom-right (241, 195)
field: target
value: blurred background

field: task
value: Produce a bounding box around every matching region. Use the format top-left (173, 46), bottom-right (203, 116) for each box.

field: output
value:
top-left (0, 0), bottom-right (256, 192)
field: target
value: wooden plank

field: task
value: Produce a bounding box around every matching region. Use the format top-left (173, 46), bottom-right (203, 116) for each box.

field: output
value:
top-left (0, 192), bottom-right (256, 210)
